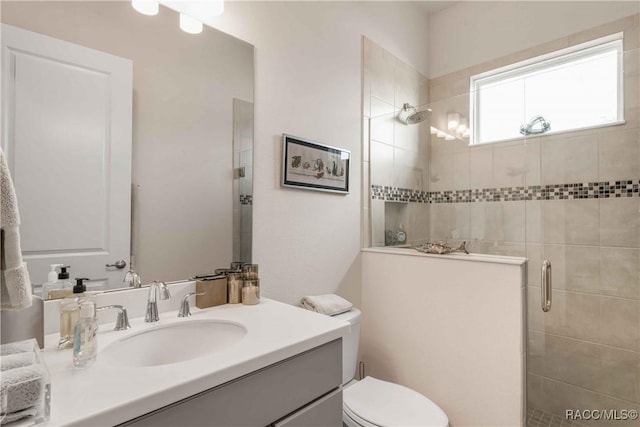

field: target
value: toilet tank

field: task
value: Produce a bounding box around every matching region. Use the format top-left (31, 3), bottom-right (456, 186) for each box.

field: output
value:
top-left (333, 308), bottom-right (361, 385)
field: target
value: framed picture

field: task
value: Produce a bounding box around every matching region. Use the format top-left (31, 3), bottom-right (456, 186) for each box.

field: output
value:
top-left (282, 134), bottom-right (350, 194)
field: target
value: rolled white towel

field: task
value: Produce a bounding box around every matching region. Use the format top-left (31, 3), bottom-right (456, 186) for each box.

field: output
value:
top-left (0, 364), bottom-right (45, 415)
top-left (300, 294), bottom-right (353, 316)
top-left (1, 352), bottom-right (36, 371)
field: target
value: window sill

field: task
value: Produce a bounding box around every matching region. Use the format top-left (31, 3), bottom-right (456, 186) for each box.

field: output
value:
top-left (470, 119), bottom-right (627, 147)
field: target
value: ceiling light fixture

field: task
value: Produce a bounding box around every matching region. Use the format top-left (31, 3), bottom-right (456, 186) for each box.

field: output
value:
top-left (132, 1), bottom-right (225, 35)
top-left (131, 0), bottom-right (159, 16)
top-left (179, 13), bottom-right (203, 34)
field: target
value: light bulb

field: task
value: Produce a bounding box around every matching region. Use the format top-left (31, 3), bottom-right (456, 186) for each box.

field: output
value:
top-left (180, 13), bottom-right (203, 34)
top-left (209, 0), bottom-right (224, 17)
top-left (132, 0), bottom-right (158, 16)
top-left (447, 113), bottom-right (460, 131)
top-left (456, 118), bottom-right (467, 134)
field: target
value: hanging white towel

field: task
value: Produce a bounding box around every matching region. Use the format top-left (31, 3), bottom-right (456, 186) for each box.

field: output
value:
top-left (1, 146), bottom-right (32, 310)
top-left (300, 294), bottom-right (353, 316)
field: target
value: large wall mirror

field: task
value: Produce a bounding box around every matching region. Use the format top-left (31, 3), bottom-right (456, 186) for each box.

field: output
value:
top-left (1, 1), bottom-right (254, 291)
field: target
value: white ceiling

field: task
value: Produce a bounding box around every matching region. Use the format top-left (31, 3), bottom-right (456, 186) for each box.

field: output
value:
top-left (418, 1), bottom-right (458, 16)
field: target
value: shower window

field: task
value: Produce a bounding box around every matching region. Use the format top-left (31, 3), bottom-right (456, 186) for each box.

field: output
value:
top-left (470, 32), bottom-right (624, 145)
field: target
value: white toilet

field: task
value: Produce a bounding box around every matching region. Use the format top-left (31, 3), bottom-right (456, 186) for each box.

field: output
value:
top-left (334, 308), bottom-right (449, 427)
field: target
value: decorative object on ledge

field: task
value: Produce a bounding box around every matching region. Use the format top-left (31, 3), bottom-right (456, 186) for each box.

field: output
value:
top-left (519, 115), bottom-right (551, 135)
top-left (414, 241), bottom-right (469, 255)
top-left (282, 134), bottom-right (350, 194)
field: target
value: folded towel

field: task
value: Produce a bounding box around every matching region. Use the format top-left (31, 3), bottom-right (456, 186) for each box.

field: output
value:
top-left (1, 352), bottom-right (35, 371)
top-left (300, 294), bottom-right (353, 316)
top-left (0, 342), bottom-right (34, 356)
top-left (0, 364), bottom-right (45, 415)
top-left (1, 406), bottom-right (38, 425)
top-left (1, 261), bottom-right (32, 310)
top-left (0, 146), bottom-right (32, 310)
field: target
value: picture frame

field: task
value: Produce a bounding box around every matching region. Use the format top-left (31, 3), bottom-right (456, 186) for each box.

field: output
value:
top-left (281, 134), bottom-right (350, 194)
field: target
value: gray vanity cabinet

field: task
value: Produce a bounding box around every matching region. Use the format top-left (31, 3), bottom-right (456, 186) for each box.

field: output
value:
top-left (119, 339), bottom-right (343, 427)
top-left (272, 388), bottom-right (342, 427)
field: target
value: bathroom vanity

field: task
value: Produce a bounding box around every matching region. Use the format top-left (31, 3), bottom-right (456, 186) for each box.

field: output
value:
top-left (37, 298), bottom-right (348, 426)
top-left (121, 339), bottom-right (342, 427)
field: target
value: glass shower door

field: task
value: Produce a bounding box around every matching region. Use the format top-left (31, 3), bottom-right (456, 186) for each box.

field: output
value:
top-left (525, 45), bottom-right (640, 426)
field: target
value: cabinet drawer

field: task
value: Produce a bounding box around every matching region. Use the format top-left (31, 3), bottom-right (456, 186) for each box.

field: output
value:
top-left (121, 338), bottom-right (342, 427)
top-left (273, 388), bottom-right (342, 427)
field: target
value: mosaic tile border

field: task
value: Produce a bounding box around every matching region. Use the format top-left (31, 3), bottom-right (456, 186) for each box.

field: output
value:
top-left (240, 194), bottom-right (253, 205)
top-left (371, 181), bottom-right (640, 204)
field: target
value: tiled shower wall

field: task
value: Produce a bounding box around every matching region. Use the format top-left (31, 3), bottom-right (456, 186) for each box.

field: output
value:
top-left (362, 37), bottom-right (430, 248)
top-left (365, 15), bottom-right (640, 424)
top-left (233, 99), bottom-right (254, 263)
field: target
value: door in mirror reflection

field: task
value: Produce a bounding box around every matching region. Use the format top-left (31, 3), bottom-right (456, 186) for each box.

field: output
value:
top-left (1, 24), bottom-right (132, 288)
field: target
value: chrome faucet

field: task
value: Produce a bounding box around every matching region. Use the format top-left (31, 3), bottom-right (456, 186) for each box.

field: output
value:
top-left (123, 269), bottom-right (142, 288)
top-left (145, 281), bottom-right (171, 322)
top-left (178, 292), bottom-right (205, 318)
top-left (96, 305), bottom-right (131, 331)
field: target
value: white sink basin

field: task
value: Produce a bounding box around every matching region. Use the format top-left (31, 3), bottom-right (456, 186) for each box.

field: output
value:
top-left (101, 319), bottom-right (247, 367)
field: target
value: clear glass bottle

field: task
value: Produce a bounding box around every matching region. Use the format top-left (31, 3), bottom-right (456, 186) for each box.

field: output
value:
top-left (58, 298), bottom-right (80, 349)
top-left (227, 273), bottom-right (243, 304)
top-left (58, 277), bottom-right (89, 349)
top-left (242, 278), bottom-right (260, 305)
top-left (242, 264), bottom-right (259, 279)
top-left (73, 301), bottom-right (98, 368)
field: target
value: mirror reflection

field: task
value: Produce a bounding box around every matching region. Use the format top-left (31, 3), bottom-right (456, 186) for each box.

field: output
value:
top-left (0, 1), bottom-right (254, 292)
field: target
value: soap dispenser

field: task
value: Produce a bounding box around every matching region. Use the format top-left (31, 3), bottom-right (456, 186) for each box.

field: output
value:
top-left (73, 300), bottom-right (98, 368)
top-left (48, 264), bottom-right (62, 283)
top-left (42, 264), bottom-right (66, 300)
top-left (58, 277), bottom-right (89, 350)
top-left (58, 266), bottom-right (73, 287)
top-left (46, 265), bottom-right (74, 300)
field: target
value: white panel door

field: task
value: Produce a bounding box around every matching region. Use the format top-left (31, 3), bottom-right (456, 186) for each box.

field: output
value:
top-left (1, 24), bottom-right (132, 288)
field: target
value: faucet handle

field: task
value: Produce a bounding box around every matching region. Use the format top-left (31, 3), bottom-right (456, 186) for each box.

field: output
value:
top-left (123, 269), bottom-right (142, 288)
top-left (96, 305), bottom-right (131, 331)
top-left (157, 281), bottom-right (171, 300)
top-left (115, 307), bottom-right (131, 330)
top-left (178, 292), bottom-right (206, 318)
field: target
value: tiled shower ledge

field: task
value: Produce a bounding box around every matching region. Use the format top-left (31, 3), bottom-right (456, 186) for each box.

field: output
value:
top-left (362, 247), bottom-right (527, 266)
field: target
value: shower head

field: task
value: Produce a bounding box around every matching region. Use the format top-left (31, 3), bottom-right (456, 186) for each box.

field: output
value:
top-left (398, 103), bottom-right (431, 125)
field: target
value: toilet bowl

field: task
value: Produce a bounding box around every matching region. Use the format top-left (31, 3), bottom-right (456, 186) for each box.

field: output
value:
top-left (333, 308), bottom-right (449, 427)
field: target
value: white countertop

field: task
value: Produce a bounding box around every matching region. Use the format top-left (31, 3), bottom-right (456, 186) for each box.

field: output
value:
top-left (40, 299), bottom-right (349, 426)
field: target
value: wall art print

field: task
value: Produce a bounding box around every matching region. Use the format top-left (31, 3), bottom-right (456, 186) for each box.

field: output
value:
top-left (281, 134), bottom-right (350, 194)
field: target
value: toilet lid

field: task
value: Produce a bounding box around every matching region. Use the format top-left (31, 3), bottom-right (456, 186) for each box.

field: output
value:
top-left (343, 377), bottom-right (448, 427)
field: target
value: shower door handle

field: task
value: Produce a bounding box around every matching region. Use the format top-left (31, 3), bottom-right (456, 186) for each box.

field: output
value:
top-left (541, 260), bottom-right (552, 312)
